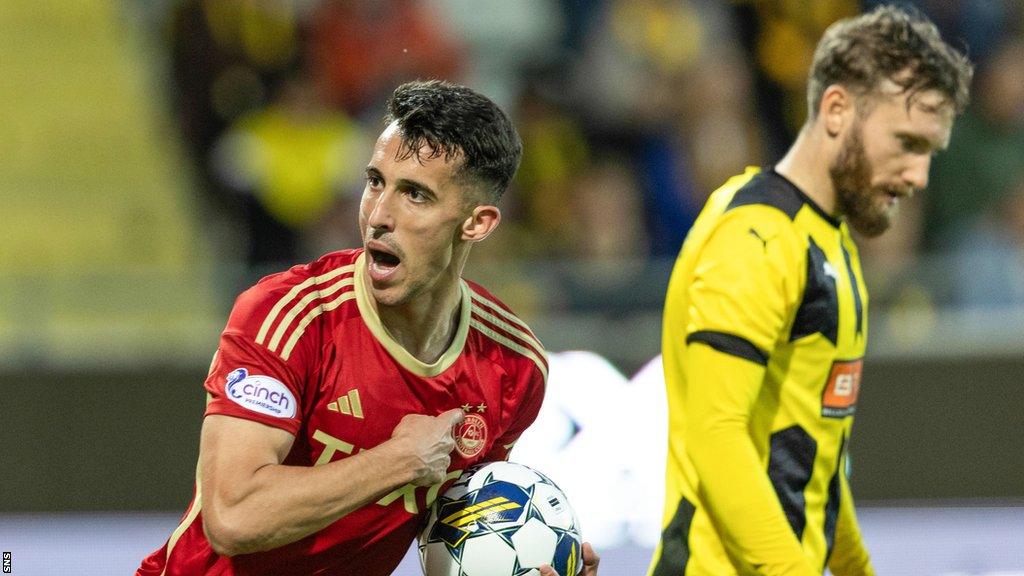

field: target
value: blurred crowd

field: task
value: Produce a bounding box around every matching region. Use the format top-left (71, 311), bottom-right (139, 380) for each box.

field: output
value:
top-left (157, 0), bottom-right (1024, 310)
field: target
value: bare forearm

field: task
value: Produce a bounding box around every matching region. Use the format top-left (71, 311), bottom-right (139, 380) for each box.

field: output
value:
top-left (206, 441), bottom-right (413, 555)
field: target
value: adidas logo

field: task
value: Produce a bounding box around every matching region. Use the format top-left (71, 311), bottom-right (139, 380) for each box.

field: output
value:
top-left (327, 389), bottom-right (363, 419)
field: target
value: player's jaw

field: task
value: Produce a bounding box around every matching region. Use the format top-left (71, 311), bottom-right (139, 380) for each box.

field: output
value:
top-left (831, 127), bottom-right (907, 238)
top-left (362, 234), bottom-right (456, 309)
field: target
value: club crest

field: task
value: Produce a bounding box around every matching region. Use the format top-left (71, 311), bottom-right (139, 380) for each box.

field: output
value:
top-left (454, 413), bottom-right (488, 458)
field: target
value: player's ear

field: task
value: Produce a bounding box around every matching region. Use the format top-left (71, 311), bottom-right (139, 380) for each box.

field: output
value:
top-left (461, 204), bottom-right (501, 242)
top-left (820, 84), bottom-right (854, 138)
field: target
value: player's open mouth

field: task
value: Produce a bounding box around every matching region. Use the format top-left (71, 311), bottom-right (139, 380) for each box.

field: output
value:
top-left (370, 249), bottom-right (400, 267)
top-left (367, 243), bottom-right (402, 281)
top-left (883, 187), bottom-right (910, 205)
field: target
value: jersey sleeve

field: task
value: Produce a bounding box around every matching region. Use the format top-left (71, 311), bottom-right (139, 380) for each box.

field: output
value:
top-left (203, 282), bottom-right (313, 436)
top-left (680, 208), bottom-right (817, 574)
top-left (484, 361), bottom-right (546, 462)
top-left (685, 207), bottom-right (802, 356)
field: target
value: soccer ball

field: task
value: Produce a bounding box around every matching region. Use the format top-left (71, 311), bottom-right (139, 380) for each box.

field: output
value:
top-left (419, 461), bottom-right (583, 576)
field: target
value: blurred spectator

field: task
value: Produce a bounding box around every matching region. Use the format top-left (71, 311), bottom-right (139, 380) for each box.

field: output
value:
top-left (572, 155), bottom-right (648, 260)
top-left (212, 75), bottom-right (366, 267)
top-left (673, 46), bottom-right (765, 201)
top-left (308, 0), bottom-right (464, 118)
top-left (950, 181), bottom-right (1024, 308)
top-left (506, 81), bottom-right (592, 258)
top-left (428, 0), bottom-right (564, 108)
top-left (167, 0), bottom-right (305, 211)
top-left (731, 0), bottom-right (860, 158)
top-left (573, 0), bottom-right (758, 257)
top-left (923, 38), bottom-right (1024, 254)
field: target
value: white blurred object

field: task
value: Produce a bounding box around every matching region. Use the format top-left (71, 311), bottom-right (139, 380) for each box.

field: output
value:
top-left (511, 351), bottom-right (668, 549)
top-left (621, 355), bottom-right (668, 548)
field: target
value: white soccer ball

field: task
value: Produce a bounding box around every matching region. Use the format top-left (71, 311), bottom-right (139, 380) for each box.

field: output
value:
top-left (419, 461), bottom-right (583, 576)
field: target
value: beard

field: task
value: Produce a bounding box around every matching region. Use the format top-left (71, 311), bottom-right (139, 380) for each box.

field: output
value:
top-left (830, 125), bottom-right (897, 238)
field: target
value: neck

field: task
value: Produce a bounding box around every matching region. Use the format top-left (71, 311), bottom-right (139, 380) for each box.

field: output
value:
top-left (377, 279), bottom-right (463, 364)
top-left (774, 123), bottom-right (837, 215)
top-left (363, 243), bottom-right (470, 365)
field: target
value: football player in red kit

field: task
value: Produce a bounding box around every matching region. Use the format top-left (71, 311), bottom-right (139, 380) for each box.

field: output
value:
top-left (138, 80), bottom-right (599, 576)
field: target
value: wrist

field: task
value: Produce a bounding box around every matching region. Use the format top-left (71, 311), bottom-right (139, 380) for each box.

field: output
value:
top-left (373, 436), bottom-right (419, 485)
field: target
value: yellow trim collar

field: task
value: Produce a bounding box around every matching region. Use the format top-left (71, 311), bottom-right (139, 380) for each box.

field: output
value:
top-left (354, 251), bottom-right (471, 377)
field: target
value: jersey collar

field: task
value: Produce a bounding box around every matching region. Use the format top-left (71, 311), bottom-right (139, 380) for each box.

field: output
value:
top-left (353, 251), bottom-right (472, 377)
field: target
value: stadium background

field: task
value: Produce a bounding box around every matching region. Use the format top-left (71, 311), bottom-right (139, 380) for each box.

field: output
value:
top-left (1, 0), bottom-right (1022, 574)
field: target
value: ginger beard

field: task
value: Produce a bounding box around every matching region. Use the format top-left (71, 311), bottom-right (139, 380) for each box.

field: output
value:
top-left (830, 121), bottom-right (900, 238)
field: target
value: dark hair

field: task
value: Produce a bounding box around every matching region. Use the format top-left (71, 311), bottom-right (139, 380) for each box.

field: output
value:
top-left (385, 80), bottom-right (522, 202)
top-left (807, 5), bottom-right (973, 118)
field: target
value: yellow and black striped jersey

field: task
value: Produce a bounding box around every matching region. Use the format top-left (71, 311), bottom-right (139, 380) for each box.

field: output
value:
top-left (649, 167), bottom-right (874, 576)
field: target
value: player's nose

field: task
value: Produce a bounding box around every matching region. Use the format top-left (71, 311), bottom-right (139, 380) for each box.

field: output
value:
top-left (902, 155), bottom-right (930, 191)
top-left (366, 189), bottom-right (396, 231)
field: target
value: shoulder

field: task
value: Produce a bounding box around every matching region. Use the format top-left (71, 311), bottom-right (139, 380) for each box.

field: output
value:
top-left (228, 249), bottom-right (361, 360)
top-left (723, 169), bottom-right (807, 220)
top-left (464, 281), bottom-right (548, 383)
top-left (697, 170), bottom-right (813, 260)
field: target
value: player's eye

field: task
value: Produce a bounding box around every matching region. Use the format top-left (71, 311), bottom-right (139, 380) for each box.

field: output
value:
top-left (365, 175), bottom-right (383, 188)
top-left (898, 134), bottom-right (931, 155)
top-left (406, 188), bottom-right (428, 203)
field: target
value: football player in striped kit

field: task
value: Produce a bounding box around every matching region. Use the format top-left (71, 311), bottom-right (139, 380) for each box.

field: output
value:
top-left (649, 6), bottom-right (972, 576)
top-left (138, 80), bottom-right (599, 576)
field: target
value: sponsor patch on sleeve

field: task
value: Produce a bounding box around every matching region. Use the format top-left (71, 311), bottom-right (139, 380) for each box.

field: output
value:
top-left (224, 368), bottom-right (297, 419)
top-left (821, 359), bottom-right (862, 418)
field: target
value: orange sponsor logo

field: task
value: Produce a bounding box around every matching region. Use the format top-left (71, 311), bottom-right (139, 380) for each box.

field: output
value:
top-left (821, 359), bottom-right (862, 418)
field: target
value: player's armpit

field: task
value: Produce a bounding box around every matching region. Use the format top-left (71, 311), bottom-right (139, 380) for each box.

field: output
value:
top-left (682, 344), bottom-right (817, 576)
top-left (827, 473), bottom-right (875, 576)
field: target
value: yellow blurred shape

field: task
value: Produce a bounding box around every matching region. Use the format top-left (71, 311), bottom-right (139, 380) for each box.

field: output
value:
top-left (0, 0), bottom-right (217, 364)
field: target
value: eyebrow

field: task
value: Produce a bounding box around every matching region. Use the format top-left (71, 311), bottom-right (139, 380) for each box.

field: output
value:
top-left (896, 131), bottom-right (946, 152)
top-left (365, 166), bottom-right (438, 198)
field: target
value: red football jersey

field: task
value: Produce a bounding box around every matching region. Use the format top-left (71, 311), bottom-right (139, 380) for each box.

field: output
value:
top-left (138, 249), bottom-right (547, 576)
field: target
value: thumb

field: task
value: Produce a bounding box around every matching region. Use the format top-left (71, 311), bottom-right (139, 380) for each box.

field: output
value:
top-left (440, 407), bottom-right (466, 425)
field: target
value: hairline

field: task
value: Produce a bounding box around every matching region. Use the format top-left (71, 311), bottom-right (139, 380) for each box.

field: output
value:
top-left (385, 121), bottom-right (499, 207)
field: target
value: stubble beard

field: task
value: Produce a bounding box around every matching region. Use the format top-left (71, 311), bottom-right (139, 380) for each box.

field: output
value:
top-left (830, 125), bottom-right (896, 238)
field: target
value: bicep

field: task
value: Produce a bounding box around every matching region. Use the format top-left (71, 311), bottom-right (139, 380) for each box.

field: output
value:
top-left (200, 415), bottom-right (296, 507)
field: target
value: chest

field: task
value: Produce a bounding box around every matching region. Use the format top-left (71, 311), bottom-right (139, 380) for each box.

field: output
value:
top-left (298, 329), bottom-right (509, 468)
top-left (789, 230), bottom-right (868, 354)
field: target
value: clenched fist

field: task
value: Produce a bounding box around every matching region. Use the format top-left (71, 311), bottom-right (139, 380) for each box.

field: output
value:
top-left (389, 408), bottom-right (465, 486)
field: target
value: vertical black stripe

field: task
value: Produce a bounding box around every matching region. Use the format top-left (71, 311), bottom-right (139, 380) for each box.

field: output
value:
top-left (790, 239), bottom-right (839, 345)
top-left (767, 426), bottom-right (817, 539)
top-left (840, 245), bottom-right (864, 337)
top-left (823, 436), bottom-right (847, 567)
top-left (652, 496), bottom-right (696, 576)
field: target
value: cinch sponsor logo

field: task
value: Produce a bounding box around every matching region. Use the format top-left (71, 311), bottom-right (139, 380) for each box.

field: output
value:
top-left (225, 368), bottom-right (297, 418)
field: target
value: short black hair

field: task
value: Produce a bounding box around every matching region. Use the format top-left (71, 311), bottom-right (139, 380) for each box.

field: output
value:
top-left (807, 5), bottom-right (973, 117)
top-left (385, 80), bottom-right (522, 203)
